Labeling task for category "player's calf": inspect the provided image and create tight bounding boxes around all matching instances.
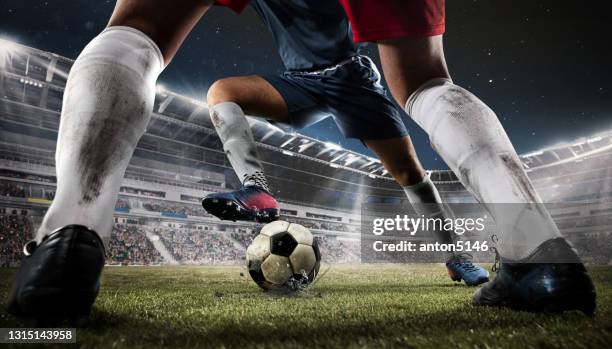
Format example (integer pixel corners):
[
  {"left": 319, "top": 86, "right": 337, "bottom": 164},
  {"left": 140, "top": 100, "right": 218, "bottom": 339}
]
[
  {"left": 36, "top": 26, "right": 164, "bottom": 241},
  {"left": 204, "top": 100, "right": 280, "bottom": 222}
]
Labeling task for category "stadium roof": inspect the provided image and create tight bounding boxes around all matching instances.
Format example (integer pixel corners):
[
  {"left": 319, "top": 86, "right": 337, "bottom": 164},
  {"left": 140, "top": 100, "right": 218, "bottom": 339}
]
[
  {"left": 0, "top": 39, "right": 389, "bottom": 179},
  {"left": 520, "top": 131, "right": 612, "bottom": 172},
  {"left": 2, "top": 38, "right": 612, "bottom": 184}
]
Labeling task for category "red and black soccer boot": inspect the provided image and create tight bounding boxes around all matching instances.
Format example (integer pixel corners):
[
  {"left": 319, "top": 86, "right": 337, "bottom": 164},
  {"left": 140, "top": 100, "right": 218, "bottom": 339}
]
[
  {"left": 202, "top": 185, "right": 280, "bottom": 223},
  {"left": 473, "top": 238, "right": 596, "bottom": 315},
  {"left": 7, "top": 225, "right": 105, "bottom": 320}
]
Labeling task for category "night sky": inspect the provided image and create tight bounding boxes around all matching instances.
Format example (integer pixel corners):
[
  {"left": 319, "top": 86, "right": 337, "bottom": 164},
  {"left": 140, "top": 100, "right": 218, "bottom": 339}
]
[{"left": 1, "top": 0, "right": 610, "bottom": 169}]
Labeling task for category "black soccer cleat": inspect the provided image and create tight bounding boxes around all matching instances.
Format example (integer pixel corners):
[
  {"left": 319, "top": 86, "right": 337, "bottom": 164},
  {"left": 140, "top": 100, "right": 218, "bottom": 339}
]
[
  {"left": 7, "top": 224, "right": 105, "bottom": 319},
  {"left": 473, "top": 238, "right": 596, "bottom": 315}
]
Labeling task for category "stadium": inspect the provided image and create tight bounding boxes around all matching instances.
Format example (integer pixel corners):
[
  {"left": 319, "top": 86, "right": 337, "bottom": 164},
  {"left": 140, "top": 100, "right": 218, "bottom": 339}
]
[{"left": 1, "top": 41, "right": 611, "bottom": 348}]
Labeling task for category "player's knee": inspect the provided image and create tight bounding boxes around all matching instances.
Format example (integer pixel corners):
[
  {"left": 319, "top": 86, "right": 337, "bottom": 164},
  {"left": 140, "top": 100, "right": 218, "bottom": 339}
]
[
  {"left": 106, "top": 0, "right": 212, "bottom": 63},
  {"left": 207, "top": 79, "right": 241, "bottom": 107},
  {"left": 392, "top": 167, "right": 423, "bottom": 187},
  {"left": 396, "top": 64, "right": 450, "bottom": 107}
]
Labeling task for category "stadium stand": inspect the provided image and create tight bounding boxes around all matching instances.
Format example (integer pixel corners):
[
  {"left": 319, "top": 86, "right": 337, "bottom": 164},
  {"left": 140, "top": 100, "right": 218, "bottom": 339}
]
[
  {"left": 155, "top": 227, "right": 241, "bottom": 265},
  {"left": 108, "top": 224, "right": 163, "bottom": 266},
  {"left": 1, "top": 40, "right": 611, "bottom": 266},
  {"left": 0, "top": 213, "right": 33, "bottom": 267}
]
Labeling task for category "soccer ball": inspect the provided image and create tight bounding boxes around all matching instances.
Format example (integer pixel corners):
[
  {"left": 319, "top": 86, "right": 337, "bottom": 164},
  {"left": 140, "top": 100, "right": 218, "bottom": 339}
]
[{"left": 246, "top": 220, "right": 321, "bottom": 291}]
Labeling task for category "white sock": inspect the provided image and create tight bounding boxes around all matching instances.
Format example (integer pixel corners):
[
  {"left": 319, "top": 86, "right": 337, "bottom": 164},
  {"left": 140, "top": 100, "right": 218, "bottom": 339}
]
[
  {"left": 406, "top": 78, "right": 561, "bottom": 260},
  {"left": 37, "top": 26, "right": 163, "bottom": 241},
  {"left": 403, "top": 173, "right": 456, "bottom": 260},
  {"left": 210, "top": 102, "right": 269, "bottom": 192}
]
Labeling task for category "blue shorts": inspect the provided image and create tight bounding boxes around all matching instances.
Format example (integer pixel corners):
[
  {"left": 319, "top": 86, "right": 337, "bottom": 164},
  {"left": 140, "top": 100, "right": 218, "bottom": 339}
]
[{"left": 262, "top": 55, "right": 408, "bottom": 140}]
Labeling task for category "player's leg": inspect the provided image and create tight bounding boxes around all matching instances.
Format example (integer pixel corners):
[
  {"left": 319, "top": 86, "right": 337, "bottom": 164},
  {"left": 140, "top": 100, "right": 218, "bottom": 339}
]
[
  {"left": 382, "top": 38, "right": 595, "bottom": 314},
  {"left": 339, "top": 0, "right": 595, "bottom": 313},
  {"left": 365, "top": 136, "right": 489, "bottom": 286},
  {"left": 39, "top": 0, "right": 211, "bottom": 241},
  {"left": 379, "top": 36, "right": 563, "bottom": 257},
  {"left": 202, "top": 76, "right": 290, "bottom": 222},
  {"left": 9, "top": 0, "right": 213, "bottom": 318},
  {"left": 364, "top": 136, "right": 450, "bottom": 245}
]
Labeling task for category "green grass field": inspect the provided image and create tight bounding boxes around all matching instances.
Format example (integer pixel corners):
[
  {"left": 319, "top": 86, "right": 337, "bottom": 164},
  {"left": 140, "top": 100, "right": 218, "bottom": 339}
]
[{"left": 1, "top": 264, "right": 611, "bottom": 348}]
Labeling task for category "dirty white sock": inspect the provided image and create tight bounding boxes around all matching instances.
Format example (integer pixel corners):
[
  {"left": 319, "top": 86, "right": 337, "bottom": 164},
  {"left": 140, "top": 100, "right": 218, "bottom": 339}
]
[
  {"left": 210, "top": 102, "right": 269, "bottom": 191},
  {"left": 403, "top": 173, "right": 455, "bottom": 260},
  {"left": 406, "top": 78, "right": 561, "bottom": 260},
  {"left": 37, "top": 26, "right": 164, "bottom": 241}
]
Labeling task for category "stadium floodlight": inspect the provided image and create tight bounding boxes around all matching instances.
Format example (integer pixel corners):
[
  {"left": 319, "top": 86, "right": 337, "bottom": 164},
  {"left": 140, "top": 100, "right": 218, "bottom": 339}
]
[
  {"left": 572, "top": 139, "right": 587, "bottom": 147},
  {"left": 324, "top": 142, "right": 342, "bottom": 151},
  {"left": 280, "top": 135, "right": 297, "bottom": 148},
  {"left": 281, "top": 150, "right": 295, "bottom": 157},
  {"left": 330, "top": 154, "right": 344, "bottom": 163},
  {"left": 0, "top": 37, "right": 24, "bottom": 69},
  {"left": 359, "top": 160, "right": 376, "bottom": 169},
  {"left": 265, "top": 122, "right": 285, "bottom": 133},
  {"left": 155, "top": 84, "right": 167, "bottom": 95},
  {"left": 260, "top": 128, "right": 279, "bottom": 142},
  {"left": 0, "top": 37, "right": 23, "bottom": 54},
  {"left": 297, "top": 141, "right": 315, "bottom": 153},
  {"left": 523, "top": 150, "right": 544, "bottom": 157},
  {"left": 343, "top": 154, "right": 360, "bottom": 166},
  {"left": 18, "top": 77, "right": 43, "bottom": 88},
  {"left": 588, "top": 136, "right": 602, "bottom": 143}
]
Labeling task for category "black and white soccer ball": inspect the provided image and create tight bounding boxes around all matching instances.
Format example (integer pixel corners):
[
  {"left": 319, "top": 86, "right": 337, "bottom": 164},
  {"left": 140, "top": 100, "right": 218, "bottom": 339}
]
[{"left": 246, "top": 220, "right": 321, "bottom": 291}]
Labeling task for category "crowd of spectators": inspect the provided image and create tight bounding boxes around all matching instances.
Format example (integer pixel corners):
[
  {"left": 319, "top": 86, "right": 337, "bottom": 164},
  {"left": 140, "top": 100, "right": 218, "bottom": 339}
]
[
  {"left": 157, "top": 227, "right": 242, "bottom": 264},
  {"left": 119, "top": 187, "right": 165, "bottom": 198},
  {"left": 285, "top": 217, "right": 360, "bottom": 233},
  {"left": 107, "top": 224, "right": 163, "bottom": 265},
  {"left": 44, "top": 190, "right": 56, "bottom": 200},
  {"left": 0, "top": 181, "right": 55, "bottom": 200},
  {"left": 0, "top": 214, "right": 33, "bottom": 267},
  {"left": 140, "top": 199, "right": 209, "bottom": 217},
  {"left": 230, "top": 227, "right": 360, "bottom": 264},
  {"left": 231, "top": 229, "right": 255, "bottom": 248},
  {"left": 316, "top": 235, "right": 360, "bottom": 264},
  {"left": 0, "top": 182, "right": 26, "bottom": 198},
  {"left": 0, "top": 170, "right": 55, "bottom": 183},
  {"left": 3, "top": 215, "right": 612, "bottom": 266},
  {"left": 115, "top": 198, "right": 131, "bottom": 211}
]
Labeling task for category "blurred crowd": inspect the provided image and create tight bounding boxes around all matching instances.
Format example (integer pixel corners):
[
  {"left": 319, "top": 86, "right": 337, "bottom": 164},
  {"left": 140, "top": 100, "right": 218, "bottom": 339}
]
[
  {"left": 568, "top": 233, "right": 612, "bottom": 264},
  {"left": 119, "top": 187, "right": 164, "bottom": 198},
  {"left": 0, "top": 214, "right": 33, "bottom": 267},
  {"left": 115, "top": 198, "right": 131, "bottom": 210},
  {"left": 286, "top": 217, "right": 360, "bottom": 233},
  {"left": 107, "top": 224, "right": 163, "bottom": 265},
  {"left": 316, "top": 235, "right": 360, "bottom": 264},
  {"left": 0, "top": 182, "right": 26, "bottom": 198},
  {"left": 230, "top": 227, "right": 360, "bottom": 264},
  {"left": 3, "top": 214, "right": 610, "bottom": 266},
  {"left": 0, "top": 170, "right": 55, "bottom": 183},
  {"left": 157, "top": 227, "right": 242, "bottom": 264},
  {"left": 0, "top": 181, "right": 55, "bottom": 200},
  {"left": 139, "top": 199, "right": 209, "bottom": 217}
]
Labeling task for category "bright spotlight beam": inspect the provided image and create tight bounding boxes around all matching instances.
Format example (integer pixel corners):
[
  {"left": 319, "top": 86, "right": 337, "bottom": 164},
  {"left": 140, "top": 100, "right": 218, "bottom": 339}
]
[{"left": 0, "top": 37, "right": 24, "bottom": 70}]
